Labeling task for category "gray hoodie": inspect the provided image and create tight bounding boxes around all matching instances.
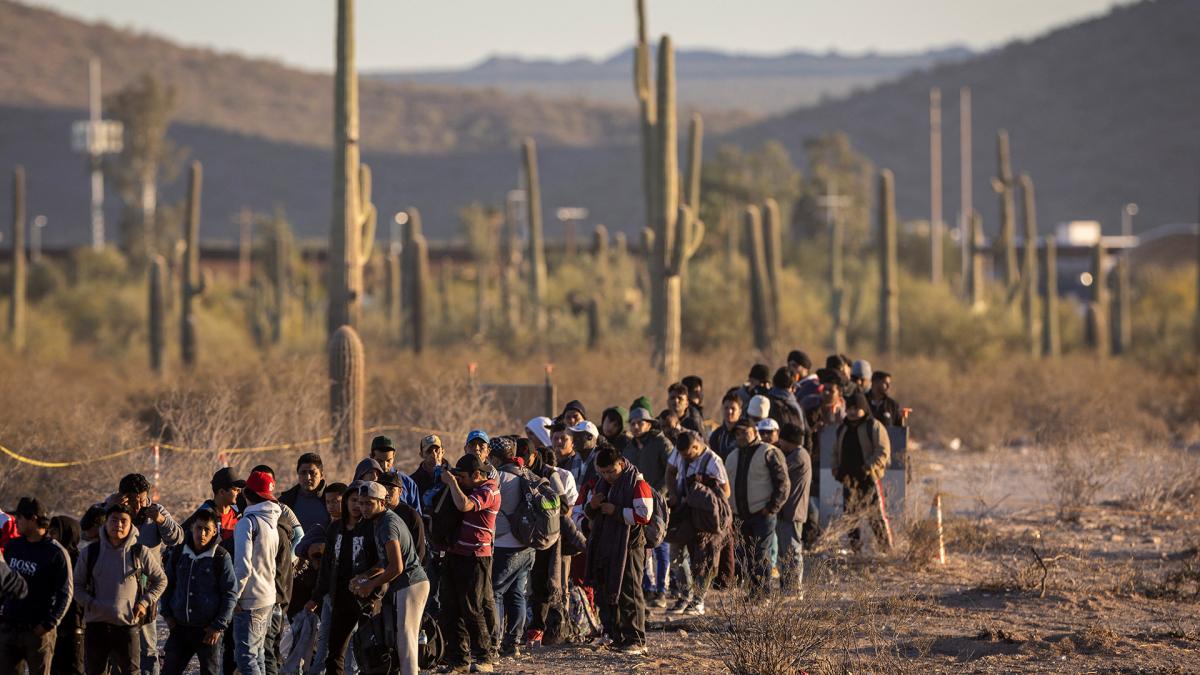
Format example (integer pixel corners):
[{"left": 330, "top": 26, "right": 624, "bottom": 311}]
[
  {"left": 73, "top": 530, "right": 167, "bottom": 626},
  {"left": 233, "top": 500, "right": 281, "bottom": 610}
]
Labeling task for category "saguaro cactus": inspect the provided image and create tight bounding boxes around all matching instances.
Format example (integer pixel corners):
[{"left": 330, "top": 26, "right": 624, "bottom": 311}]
[
  {"left": 877, "top": 169, "right": 899, "bottom": 354},
  {"left": 744, "top": 205, "right": 773, "bottom": 352},
  {"left": 992, "top": 130, "right": 1019, "bottom": 295},
  {"left": 762, "top": 198, "right": 783, "bottom": 329},
  {"left": 329, "top": 324, "right": 365, "bottom": 458},
  {"left": 968, "top": 211, "right": 986, "bottom": 309},
  {"left": 268, "top": 219, "right": 291, "bottom": 345},
  {"left": 385, "top": 250, "right": 401, "bottom": 340},
  {"left": 522, "top": 138, "right": 548, "bottom": 333},
  {"left": 411, "top": 234, "right": 429, "bottom": 353},
  {"left": 634, "top": 0, "right": 658, "bottom": 266},
  {"left": 8, "top": 167, "right": 25, "bottom": 352},
  {"left": 1042, "top": 236, "right": 1061, "bottom": 358},
  {"left": 499, "top": 197, "right": 521, "bottom": 328},
  {"left": 1086, "top": 241, "right": 1110, "bottom": 356},
  {"left": 829, "top": 203, "right": 846, "bottom": 354},
  {"left": 148, "top": 255, "right": 166, "bottom": 373},
  {"left": 1019, "top": 174, "right": 1040, "bottom": 357},
  {"left": 1113, "top": 253, "right": 1132, "bottom": 356},
  {"left": 181, "top": 161, "right": 204, "bottom": 367},
  {"left": 328, "top": 0, "right": 377, "bottom": 338}
]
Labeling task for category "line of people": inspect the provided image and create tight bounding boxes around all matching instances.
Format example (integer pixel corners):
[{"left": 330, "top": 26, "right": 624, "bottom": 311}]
[{"left": 0, "top": 348, "right": 905, "bottom": 675}]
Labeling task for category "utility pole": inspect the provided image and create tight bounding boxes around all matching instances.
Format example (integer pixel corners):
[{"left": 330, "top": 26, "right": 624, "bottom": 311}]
[
  {"left": 70, "top": 58, "right": 123, "bottom": 250},
  {"left": 819, "top": 183, "right": 851, "bottom": 354},
  {"left": 236, "top": 208, "right": 254, "bottom": 287},
  {"left": 959, "top": 86, "right": 973, "bottom": 299},
  {"left": 930, "top": 87, "right": 943, "bottom": 284}
]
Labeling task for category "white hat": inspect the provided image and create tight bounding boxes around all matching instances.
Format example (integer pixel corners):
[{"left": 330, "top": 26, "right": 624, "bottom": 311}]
[
  {"left": 756, "top": 418, "right": 780, "bottom": 433},
  {"left": 852, "top": 359, "right": 873, "bottom": 380},
  {"left": 525, "top": 416, "right": 553, "bottom": 447},
  {"left": 747, "top": 394, "right": 771, "bottom": 419},
  {"left": 569, "top": 420, "right": 599, "bottom": 439}
]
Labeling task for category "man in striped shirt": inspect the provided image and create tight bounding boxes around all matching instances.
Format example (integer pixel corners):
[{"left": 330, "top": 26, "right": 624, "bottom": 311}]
[
  {"left": 438, "top": 454, "right": 501, "bottom": 672},
  {"left": 581, "top": 446, "right": 654, "bottom": 655}
]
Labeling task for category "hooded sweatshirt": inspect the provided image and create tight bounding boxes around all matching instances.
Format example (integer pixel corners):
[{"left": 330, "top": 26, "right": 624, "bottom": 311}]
[
  {"left": 232, "top": 500, "right": 281, "bottom": 610},
  {"left": 73, "top": 529, "right": 167, "bottom": 626},
  {"left": 601, "top": 406, "right": 631, "bottom": 454}
]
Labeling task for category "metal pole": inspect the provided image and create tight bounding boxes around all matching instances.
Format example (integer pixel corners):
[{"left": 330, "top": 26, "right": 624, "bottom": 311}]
[
  {"left": 930, "top": 88, "right": 943, "bottom": 284},
  {"left": 960, "top": 87, "right": 973, "bottom": 298},
  {"left": 31, "top": 216, "right": 46, "bottom": 263},
  {"left": 89, "top": 58, "right": 106, "bottom": 250}
]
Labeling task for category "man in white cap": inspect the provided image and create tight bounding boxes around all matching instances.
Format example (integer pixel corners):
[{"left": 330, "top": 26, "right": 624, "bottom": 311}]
[{"left": 756, "top": 418, "right": 780, "bottom": 446}]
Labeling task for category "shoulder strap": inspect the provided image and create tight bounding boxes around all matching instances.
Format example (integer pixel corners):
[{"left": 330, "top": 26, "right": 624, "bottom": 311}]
[{"left": 85, "top": 542, "right": 99, "bottom": 593}]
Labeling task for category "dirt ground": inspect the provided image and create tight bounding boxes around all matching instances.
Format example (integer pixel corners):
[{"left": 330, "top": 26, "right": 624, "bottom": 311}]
[{"left": 493, "top": 443, "right": 1200, "bottom": 674}]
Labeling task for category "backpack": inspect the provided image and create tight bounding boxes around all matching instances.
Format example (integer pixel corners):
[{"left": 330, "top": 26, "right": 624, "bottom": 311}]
[
  {"left": 683, "top": 453, "right": 733, "bottom": 534},
  {"left": 274, "top": 521, "right": 295, "bottom": 609},
  {"left": 85, "top": 541, "right": 156, "bottom": 625},
  {"left": 417, "top": 612, "right": 444, "bottom": 670},
  {"left": 351, "top": 599, "right": 399, "bottom": 675},
  {"left": 565, "top": 580, "right": 602, "bottom": 643},
  {"left": 504, "top": 469, "right": 561, "bottom": 550},
  {"left": 643, "top": 485, "right": 670, "bottom": 549},
  {"left": 428, "top": 486, "right": 463, "bottom": 550}
]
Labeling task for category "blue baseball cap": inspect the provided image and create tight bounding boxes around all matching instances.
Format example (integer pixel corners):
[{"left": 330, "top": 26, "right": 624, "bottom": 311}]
[{"left": 466, "top": 429, "right": 490, "bottom": 445}]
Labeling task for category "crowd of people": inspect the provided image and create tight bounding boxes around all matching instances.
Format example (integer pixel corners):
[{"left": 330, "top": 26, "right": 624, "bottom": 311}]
[{"left": 0, "top": 350, "right": 906, "bottom": 675}]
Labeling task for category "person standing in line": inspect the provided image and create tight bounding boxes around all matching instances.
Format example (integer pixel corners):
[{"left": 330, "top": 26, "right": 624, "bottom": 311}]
[
  {"left": 724, "top": 419, "right": 790, "bottom": 600},
  {"left": 161, "top": 509, "right": 237, "bottom": 675},
  {"left": 74, "top": 503, "right": 167, "bottom": 675},
  {"left": 230, "top": 471, "right": 281, "bottom": 675},
  {"left": 0, "top": 497, "right": 73, "bottom": 675}
]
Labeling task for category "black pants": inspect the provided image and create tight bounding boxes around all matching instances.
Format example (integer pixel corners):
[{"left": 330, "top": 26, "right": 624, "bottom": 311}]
[
  {"left": 324, "top": 598, "right": 362, "bottom": 675},
  {"left": 0, "top": 624, "right": 56, "bottom": 675},
  {"left": 528, "top": 542, "right": 562, "bottom": 634},
  {"left": 84, "top": 623, "right": 139, "bottom": 675},
  {"left": 51, "top": 621, "right": 84, "bottom": 675},
  {"left": 714, "top": 533, "right": 736, "bottom": 589},
  {"left": 162, "top": 624, "right": 221, "bottom": 675},
  {"left": 439, "top": 554, "right": 497, "bottom": 666},
  {"left": 844, "top": 477, "right": 893, "bottom": 552},
  {"left": 596, "top": 545, "right": 646, "bottom": 648}
]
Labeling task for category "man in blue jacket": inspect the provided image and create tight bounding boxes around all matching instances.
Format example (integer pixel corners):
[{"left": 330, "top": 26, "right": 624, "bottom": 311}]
[
  {"left": 0, "top": 497, "right": 73, "bottom": 675},
  {"left": 161, "top": 508, "right": 237, "bottom": 675}
]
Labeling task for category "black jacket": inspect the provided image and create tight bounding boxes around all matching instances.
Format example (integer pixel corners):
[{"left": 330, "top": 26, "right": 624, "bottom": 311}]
[
  {"left": 0, "top": 536, "right": 72, "bottom": 631},
  {"left": 681, "top": 405, "right": 706, "bottom": 434},
  {"left": 869, "top": 395, "right": 905, "bottom": 428},
  {"left": 708, "top": 424, "right": 739, "bottom": 462}
]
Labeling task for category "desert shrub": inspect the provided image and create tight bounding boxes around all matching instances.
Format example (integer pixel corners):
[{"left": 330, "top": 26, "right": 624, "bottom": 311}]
[
  {"left": 69, "top": 246, "right": 130, "bottom": 284},
  {"left": 26, "top": 260, "right": 67, "bottom": 301},
  {"left": 1040, "top": 434, "right": 1128, "bottom": 521}
]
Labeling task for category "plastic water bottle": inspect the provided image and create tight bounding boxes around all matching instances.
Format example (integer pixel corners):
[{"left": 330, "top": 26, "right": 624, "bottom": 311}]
[{"left": 419, "top": 630, "right": 428, "bottom": 645}]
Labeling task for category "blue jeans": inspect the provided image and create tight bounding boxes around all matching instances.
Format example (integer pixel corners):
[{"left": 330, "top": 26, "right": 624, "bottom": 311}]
[
  {"left": 738, "top": 513, "right": 777, "bottom": 597},
  {"left": 642, "top": 542, "right": 669, "bottom": 594},
  {"left": 775, "top": 519, "right": 804, "bottom": 591},
  {"left": 233, "top": 606, "right": 272, "bottom": 675},
  {"left": 491, "top": 547, "right": 534, "bottom": 648},
  {"left": 140, "top": 620, "right": 160, "bottom": 675}
]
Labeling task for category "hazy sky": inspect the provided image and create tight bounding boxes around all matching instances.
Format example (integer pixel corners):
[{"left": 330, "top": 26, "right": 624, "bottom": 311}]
[{"left": 27, "top": 0, "right": 1122, "bottom": 72}]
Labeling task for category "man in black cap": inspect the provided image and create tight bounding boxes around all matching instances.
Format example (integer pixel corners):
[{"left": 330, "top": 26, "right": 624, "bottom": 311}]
[
  {"left": 0, "top": 497, "right": 73, "bottom": 675},
  {"left": 368, "top": 436, "right": 423, "bottom": 514},
  {"left": 200, "top": 468, "right": 245, "bottom": 553},
  {"left": 378, "top": 472, "right": 426, "bottom": 565},
  {"left": 736, "top": 364, "right": 771, "bottom": 407},
  {"left": 832, "top": 392, "right": 893, "bottom": 553}
]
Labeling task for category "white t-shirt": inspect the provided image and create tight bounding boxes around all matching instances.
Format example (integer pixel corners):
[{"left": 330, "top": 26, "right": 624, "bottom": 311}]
[{"left": 669, "top": 447, "right": 728, "bottom": 494}]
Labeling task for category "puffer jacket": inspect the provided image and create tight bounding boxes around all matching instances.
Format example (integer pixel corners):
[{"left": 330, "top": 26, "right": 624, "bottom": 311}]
[
  {"left": 161, "top": 539, "right": 238, "bottom": 631},
  {"left": 831, "top": 416, "right": 891, "bottom": 481},
  {"left": 73, "top": 530, "right": 167, "bottom": 626}
]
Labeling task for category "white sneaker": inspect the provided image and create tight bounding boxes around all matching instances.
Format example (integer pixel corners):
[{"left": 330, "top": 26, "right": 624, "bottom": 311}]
[
  {"left": 682, "top": 600, "right": 706, "bottom": 616},
  {"left": 667, "top": 597, "right": 691, "bottom": 614}
]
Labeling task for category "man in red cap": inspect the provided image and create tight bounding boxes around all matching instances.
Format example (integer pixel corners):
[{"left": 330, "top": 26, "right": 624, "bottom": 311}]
[{"left": 231, "top": 471, "right": 281, "bottom": 675}]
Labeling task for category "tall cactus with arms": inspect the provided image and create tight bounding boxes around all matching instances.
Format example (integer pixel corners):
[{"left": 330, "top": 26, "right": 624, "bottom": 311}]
[
  {"left": 181, "top": 161, "right": 204, "bottom": 367},
  {"left": 328, "top": 0, "right": 377, "bottom": 338}
]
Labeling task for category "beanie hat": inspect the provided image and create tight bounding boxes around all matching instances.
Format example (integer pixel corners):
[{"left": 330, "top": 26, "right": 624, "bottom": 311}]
[
  {"left": 787, "top": 350, "right": 812, "bottom": 370},
  {"left": 747, "top": 394, "right": 771, "bottom": 419},
  {"left": 846, "top": 391, "right": 870, "bottom": 413},
  {"left": 748, "top": 364, "right": 771, "bottom": 383},
  {"left": 562, "top": 400, "right": 587, "bottom": 419},
  {"left": 602, "top": 406, "right": 629, "bottom": 431},
  {"left": 851, "top": 360, "right": 873, "bottom": 381}
]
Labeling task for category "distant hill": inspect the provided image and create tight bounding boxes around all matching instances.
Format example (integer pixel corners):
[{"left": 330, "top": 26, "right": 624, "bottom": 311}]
[
  {"left": 726, "top": 0, "right": 1200, "bottom": 234},
  {"left": 369, "top": 46, "right": 972, "bottom": 116},
  {"left": 0, "top": 0, "right": 754, "bottom": 154}
]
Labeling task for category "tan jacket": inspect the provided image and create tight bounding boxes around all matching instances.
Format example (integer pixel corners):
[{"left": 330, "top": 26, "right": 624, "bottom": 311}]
[{"left": 831, "top": 417, "right": 891, "bottom": 482}]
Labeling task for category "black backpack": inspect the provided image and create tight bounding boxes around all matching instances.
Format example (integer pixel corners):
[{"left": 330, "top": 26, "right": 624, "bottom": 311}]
[
  {"left": 503, "top": 468, "right": 561, "bottom": 550},
  {"left": 352, "top": 599, "right": 399, "bottom": 675},
  {"left": 428, "top": 487, "right": 464, "bottom": 550}
]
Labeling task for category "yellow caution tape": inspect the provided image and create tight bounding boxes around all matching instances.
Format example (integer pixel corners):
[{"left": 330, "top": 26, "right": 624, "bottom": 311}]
[
  {"left": 1, "top": 422, "right": 456, "bottom": 468},
  {"left": 0, "top": 443, "right": 143, "bottom": 468}
]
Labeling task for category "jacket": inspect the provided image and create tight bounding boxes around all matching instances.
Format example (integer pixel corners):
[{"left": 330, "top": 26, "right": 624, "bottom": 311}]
[
  {"left": 708, "top": 424, "right": 739, "bottom": 461},
  {"left": 623, "top": 430, "right": 672, "bottom": 494},
  {"left": 161, "top": 540, "right": 237, "bottom": 631},
  {"left": 601, "top": 406, "right": 632, "bottom": 455},
  {"left": 779, "top": 446, "right": 812, "bottom": 524},
  {"left": 279, "top": 482, "right": 330, "bottom": 533},
  {"left": 232, "top": 500, "right": 281, "bottom": 610},
  {"left": 832, "top": 416, "right": 891, "bottom": 482},
  {"left": 0, "top": 535, "right": 72, "bottom": 630},
  {"left": 73, "top": 531, "right": 167, "bottom": 626},
  {"left": 869, "top": 394, "right": 905, "bottom": 428},
  {"left": 725, "top": 441, "right": 790, "bottom": 519},
  {"left": 680, "top": 404, "right": 706, "bottom": 434}
]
